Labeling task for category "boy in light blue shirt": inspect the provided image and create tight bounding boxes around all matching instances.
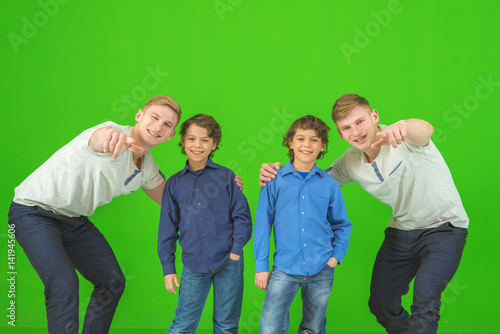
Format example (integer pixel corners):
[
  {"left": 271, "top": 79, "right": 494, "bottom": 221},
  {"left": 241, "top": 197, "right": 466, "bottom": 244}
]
[{"left": 254, "top": 115, "right": 352, "bottom": 333}]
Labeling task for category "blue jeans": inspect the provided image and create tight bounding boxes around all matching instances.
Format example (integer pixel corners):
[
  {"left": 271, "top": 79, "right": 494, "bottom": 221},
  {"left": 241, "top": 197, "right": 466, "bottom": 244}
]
[
  {"left": 8, "top": 202, "right": 125, "bottom": 334},
  {"left": 167, "top": 256, "right": 244, "bottom": 334},
  {"left": 368, "top": 222, "right": 468, "bottom": 334},
  {"left": 260, "top": 264, "right": 335, "bottom": 334}
]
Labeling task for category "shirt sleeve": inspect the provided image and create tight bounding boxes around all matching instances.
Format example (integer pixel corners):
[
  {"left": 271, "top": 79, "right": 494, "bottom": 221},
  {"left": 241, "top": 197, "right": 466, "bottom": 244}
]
[
  {"left": 141, "top": 158, "right": 166, "bottom": 189},
  {"left": 327, "top": 179, "right": 353, "bottom": 264},
  {"left": 253, "top": 180, "right": 277, "bottom": 272},
  {"left": 157, "top": 177, "right": 181, "bottom": 276},
  {"left": 326, "top": 153, "right": 354, "bottom": 187},
  {"left": 227, "top": 170, "right": 253, "bottom": 256}
]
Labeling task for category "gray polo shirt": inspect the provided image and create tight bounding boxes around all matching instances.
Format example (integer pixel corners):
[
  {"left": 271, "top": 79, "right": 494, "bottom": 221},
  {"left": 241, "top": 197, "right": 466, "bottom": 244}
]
[
  {"left": 14, "top": 122, "right": 164, "bottom": 217},
  {"left": 327, "top": 124, "right": 468, "bottom": 230}
]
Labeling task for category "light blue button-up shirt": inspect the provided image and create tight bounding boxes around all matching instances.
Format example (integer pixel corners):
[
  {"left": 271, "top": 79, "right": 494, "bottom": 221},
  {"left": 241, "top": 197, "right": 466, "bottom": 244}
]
[{"left": 254, "top": 160, "right": 352, "bottom": 276}]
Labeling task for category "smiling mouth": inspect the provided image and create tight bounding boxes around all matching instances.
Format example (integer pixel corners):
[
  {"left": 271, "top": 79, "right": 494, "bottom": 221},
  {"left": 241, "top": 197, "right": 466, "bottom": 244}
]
[
  {"left": 190, "top": 150, "right": 204, "bottom": 155},
  {"left": 147, "top": 129, "right": 161, "bottom": 138},
  {"left": 299, "top": 150, "right": 313, "bottom": 155},
  {"left": 354, "top": 134, "right": 367, "bottom": 143}
]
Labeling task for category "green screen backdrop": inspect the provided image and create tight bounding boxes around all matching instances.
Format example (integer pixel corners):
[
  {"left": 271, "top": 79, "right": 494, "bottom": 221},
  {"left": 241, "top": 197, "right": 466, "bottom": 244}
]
[{"left": 1, "top": 1, "right": 499, "bottom": 333}]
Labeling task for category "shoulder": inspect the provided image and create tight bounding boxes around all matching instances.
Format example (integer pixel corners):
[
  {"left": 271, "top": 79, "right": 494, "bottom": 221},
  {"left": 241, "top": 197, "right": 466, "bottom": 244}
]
[
  {"left": 213, "top": 163, "right": 235, "bottom": 176},
  {"left": 165, "top": 169, "right": 185, "bottom": 187}
]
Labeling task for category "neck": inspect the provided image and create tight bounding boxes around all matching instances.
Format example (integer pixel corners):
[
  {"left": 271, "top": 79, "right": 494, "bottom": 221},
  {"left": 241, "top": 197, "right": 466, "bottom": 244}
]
[
  {"left": 292, "top": 160, "right": 315, "bottom": 173},
  {"left": 189, "top": 159, "right": 208, "bottom": 171},
  {"left": 363, "top": 146, "right": 381, "bottom": 164}
]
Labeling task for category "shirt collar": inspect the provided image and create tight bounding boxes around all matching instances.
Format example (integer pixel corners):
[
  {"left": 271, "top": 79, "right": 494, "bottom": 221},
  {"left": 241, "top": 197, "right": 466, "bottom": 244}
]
[
  {"left": 282, "top": 159, "right": 325, "bottom": 179},
  {"left": 180, "top": 157, "right": 218, "bottom": 175}
]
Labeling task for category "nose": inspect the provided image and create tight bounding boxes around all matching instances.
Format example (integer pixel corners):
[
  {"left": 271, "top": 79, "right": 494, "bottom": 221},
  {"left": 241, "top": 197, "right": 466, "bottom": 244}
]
[{"left": 352, "top": 126, "right": 361, "bottom": 137}]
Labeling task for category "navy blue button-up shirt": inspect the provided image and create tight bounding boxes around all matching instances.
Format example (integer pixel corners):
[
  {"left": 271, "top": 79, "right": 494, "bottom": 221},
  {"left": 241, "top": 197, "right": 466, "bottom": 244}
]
[
  {"left": 158, "top": 158, "right": 252, "bottom": 275},
  {"left": 254, "top": 160, "right": 352, "bottom": 276}
]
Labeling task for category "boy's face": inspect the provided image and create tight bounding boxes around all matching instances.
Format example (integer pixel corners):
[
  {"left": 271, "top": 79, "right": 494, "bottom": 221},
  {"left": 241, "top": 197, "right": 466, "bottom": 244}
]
[
  {"left": 182, "top": 124, "right": 216, "bottom": 170},
  {"left": 336, "top": 105, "right": 380, "bottom": 152},
  {"left": 134, "top": 105, "right": 178, "bottom": 148},
  {"left": 289, "top": 128, "right": 325, "bottom": 167}
]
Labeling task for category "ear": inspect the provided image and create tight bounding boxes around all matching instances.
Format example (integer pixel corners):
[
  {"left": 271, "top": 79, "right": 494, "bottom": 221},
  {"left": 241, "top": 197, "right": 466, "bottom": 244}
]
[
  {"left": 211, "top": 141, "right": 217, "bottom": 151},
  {"left": 166, "top": 129, "right": 176, "bottom": 141},
  {"left": 135, "top": 109, "right": 144, "bottom": 122},
  {"left": 288, "top": 139, "right": 294, "bottom": 150},
  {"left": 371, "top": 109, "right": 380, "bottom": 124}
]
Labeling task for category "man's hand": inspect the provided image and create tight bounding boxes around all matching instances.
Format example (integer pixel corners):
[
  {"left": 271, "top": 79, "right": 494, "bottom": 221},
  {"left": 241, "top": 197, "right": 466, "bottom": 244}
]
[
  {"left": 258, "top": 162, "right": 282, "bottom": 187},
  {"left": 255, "top": 272, "right": 271, "bottom": 290},
  {"left": 327, "top": 257, "right": 339, "bottom": 268},
  {"left": 229, "top": 253, "right": 241, "bottom": 261},
  {"left": 164, "top": 274, "right": 180, "bottom": 294},
  {"left": 235, "top": 176, "right": 244, "bottom": 191},
  {"left": 371, "top": 122, "right": 407, "bottom": 149},
  {"left": 89, "top": 126, "right": 144, "bottom": 159}
]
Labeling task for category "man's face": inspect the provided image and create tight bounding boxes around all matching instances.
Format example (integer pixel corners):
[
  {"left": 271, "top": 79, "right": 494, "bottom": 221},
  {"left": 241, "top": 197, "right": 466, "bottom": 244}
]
[
  {"left": 336, "top": 105, "right": 380, "bottom": 151},
  {"left": 134, "top": 104, "right": 178, "bottom": 148}
]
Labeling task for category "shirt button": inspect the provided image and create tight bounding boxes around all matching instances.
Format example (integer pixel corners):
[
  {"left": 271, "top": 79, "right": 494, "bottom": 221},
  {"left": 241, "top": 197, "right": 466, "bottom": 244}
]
[
  {"left": 196, "top": 188, "right": 200, "bottom": 192},
  {"left": 302, "top": 196, "right": 305, "bottom": 199},
  {"left": 302, "top": 228, "right": 305, "bottom": 232},
  {"left": 198, "top": 202, "right": 201, "bottom": 206},
  {"left": 303, "top": 181, "right": 306, "bottom": 184},
  {"left": 304, "top": 244, "right": 307, "bottom": 247},
  {"left": 301, "top": 211, "right": 305, "bottom": 215},
  {"left": 202, "top": 233, "right": 205, "bottom": 237},
  {"left": 199, "top": 218, "right": 203, "bottom": 221}
]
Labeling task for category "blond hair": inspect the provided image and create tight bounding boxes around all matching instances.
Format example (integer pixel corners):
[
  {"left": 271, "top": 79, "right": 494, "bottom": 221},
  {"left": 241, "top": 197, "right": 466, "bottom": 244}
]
[
  {"left": 331, "top": 94, "right": 371, "bottom": 124},
  {"left": 144, "top": 95, "right": 181, "bottom": 122}
]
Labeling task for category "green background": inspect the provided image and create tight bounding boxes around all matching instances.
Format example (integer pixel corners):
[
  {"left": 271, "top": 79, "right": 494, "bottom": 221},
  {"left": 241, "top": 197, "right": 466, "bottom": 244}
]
[{"left": 1, "top": 0, "right": 498, "bottom": 333}]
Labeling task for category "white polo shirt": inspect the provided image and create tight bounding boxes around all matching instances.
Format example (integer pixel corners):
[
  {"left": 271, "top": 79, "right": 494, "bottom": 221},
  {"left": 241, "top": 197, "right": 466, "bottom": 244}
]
[
  {"left": 13, "top": 122, "right": 165, "bottom": 217},
  {"left": 327, "top": 124, "right": 468, "bottom": 230}
]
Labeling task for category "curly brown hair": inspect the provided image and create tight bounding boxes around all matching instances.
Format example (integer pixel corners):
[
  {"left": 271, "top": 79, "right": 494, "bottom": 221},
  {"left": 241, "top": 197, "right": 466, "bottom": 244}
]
[
  {"left": 179, "top": 114, "right": 222, "bottom": 157},
  {"left": 282, "top": 115, "right": 330, "bottom": 160}
]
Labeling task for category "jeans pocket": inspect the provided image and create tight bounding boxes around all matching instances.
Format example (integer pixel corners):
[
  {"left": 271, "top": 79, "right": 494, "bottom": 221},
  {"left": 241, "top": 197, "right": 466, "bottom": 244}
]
[
  {"left": 228, "top": 256, "right": 241, "bottom": 263},
  {"left": 325, "top": 263, "right": 336, "bottom": 270}
]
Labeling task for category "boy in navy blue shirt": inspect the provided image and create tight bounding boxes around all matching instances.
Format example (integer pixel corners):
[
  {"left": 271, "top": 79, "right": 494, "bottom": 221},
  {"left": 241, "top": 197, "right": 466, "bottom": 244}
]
[
  {"left": 254, "top": 115, "right": 352, "bottom": 333},
  {"left": 158, "top": 114, "right": 252, "bottom": 334}
]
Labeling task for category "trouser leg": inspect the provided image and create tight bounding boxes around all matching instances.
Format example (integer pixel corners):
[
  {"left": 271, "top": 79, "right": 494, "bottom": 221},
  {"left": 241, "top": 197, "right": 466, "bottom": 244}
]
[
  {"left": 63, "top": 217, "right": 125, "bottom": 334},
  {"left": 299, "top": 264, "right": 335, "bottom": 334},
  {"left": 260, "top": 267, "right": 300, "bottom": 334},
  {"left": 368, "top": 227, "right": 420, "bottom": 334},
  {"left": 8, "top": 203, "right": 80, "bottom": 334},
  {"left": 167, "top": 266, "right": 212, "bottom": 334},
  {"left": 409, "top": 223, "right": 467, "bottom": 334},
  {"left": 212, "top": 256, "right": 244, "bottom": 334}
]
